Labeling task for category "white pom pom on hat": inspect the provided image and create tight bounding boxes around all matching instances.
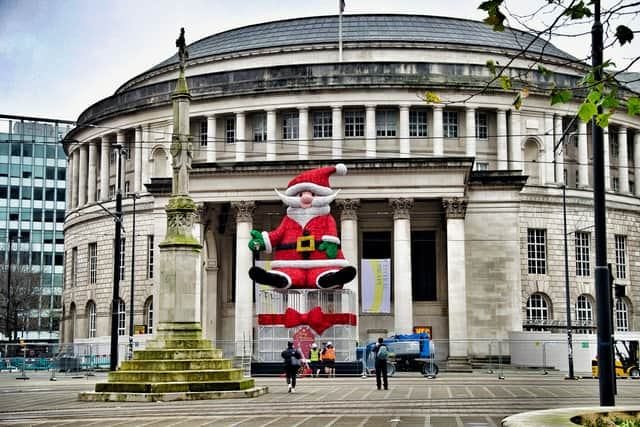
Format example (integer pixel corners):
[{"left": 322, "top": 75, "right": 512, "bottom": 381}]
[{"left": 335, "top": 163, "right": 347, "bottom": 176}]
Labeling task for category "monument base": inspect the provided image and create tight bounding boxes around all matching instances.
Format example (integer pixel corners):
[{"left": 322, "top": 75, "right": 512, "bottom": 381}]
[{"left": 79, "top": 323, "right": 267, "bottom": 402}]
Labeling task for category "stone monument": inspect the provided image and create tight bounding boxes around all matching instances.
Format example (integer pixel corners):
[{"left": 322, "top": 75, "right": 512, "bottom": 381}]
[{"left": 79, "top": 29, "right": 267, "bottom": 401}]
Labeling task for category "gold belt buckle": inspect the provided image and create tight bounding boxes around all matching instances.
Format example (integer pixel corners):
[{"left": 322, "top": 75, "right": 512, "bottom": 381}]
[{"left": 296, "top": 235, "right": 315, "bottom": 253}]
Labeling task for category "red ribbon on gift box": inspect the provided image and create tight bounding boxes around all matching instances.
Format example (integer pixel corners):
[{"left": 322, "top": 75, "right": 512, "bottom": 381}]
[{"left": 258, "top": 306, "right": 356, "bottom": 335}]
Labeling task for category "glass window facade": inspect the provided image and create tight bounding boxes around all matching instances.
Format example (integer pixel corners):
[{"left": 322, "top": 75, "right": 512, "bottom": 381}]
[{"left": 0, "top": 116, "right": 72, "bottom": 340}]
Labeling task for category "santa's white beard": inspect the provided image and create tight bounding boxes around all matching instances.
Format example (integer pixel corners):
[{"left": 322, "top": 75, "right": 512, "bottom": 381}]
[
  {"left": 274, "top": 189, "right": 337, "bottom": 227},
  {"left": 275, "top": 189, "right": 339, "bottom": 208}
]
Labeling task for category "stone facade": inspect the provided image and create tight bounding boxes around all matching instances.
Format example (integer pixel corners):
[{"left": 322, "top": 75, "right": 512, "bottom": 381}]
[{"left": 61, "top": 15, "right": 640, "bottom": 359}]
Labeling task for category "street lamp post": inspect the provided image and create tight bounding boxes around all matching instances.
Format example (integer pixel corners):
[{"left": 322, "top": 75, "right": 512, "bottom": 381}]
[
  {"left": 562, "top": 185, "right": 575, "bottom": 379},
  {"left": 128, "top": 192, "right": 140, "bottom": 360},
  {"left": 5, "top": 235, "right": 18, "bottom": 342},
  {"left": 110, "top": 143, "right": 124, "bottom": 371}
]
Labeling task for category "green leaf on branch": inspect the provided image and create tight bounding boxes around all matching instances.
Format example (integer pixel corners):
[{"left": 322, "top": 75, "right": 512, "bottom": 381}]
[
  {"left": 564, "top": 1, "right": 592, "bottom": 19},
  {"left": 578, "top": 102, "right": 597, "bottom": 123},
  {"left": 628, "top": 97, "right": 640, "bottom": 116},
  {"left": 550, "top": 86, "right": 572, "bottom": 105},
  {"left": 479, "top": 0, "right": 506, "bottom": 31},
  {"left": 587, "top": 90, "right": 602, "bottom": 105},
  {"left": 601, "top": 90, "right": 618, "bottom": 109},
  {"left": 578, "top": 72, "right": 594, "bottom": 87},
  {"left": 596, "top": 112, "right": 612, "bottom": 128},
  {"left": 424, "top": 91, "right": 441, "bottom": 104},
  {"left": 615, "top": 25, "right": 634, "bottom": 46},
  {"left": 500, "top": 76, "right": 512, "bottom": 90},
  {"left": 513, "top": 92, "right": 522, "bottom": 110},
  {"left": 537, "top": 65, "right": 554, "bottom": 77},
  {"left": 487, "top": 60, "right": 497, "bottom": 76}
]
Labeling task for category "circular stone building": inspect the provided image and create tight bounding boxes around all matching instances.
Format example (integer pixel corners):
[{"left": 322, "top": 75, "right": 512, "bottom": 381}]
[{"left": 62, "top": 14, "right": 640, "bottom": 365}]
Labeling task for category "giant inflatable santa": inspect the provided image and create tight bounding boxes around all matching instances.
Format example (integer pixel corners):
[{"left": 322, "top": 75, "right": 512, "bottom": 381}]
[{"left": 248, "top": 164, "right": 356, "bottom": 289}]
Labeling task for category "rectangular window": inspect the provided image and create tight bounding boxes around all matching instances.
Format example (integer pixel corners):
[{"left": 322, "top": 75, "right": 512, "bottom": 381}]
[
  {"left": 443, "top": 111, "right": 459, "bottom": 138},
  {"left": 89, "top": 242, "right": 97, "bottom": 284},
  {"left": 147, "top": 235, "right": 154, "bottom": 279},
  {"left": 575, "top": 232, "right": 590, "bottom": 277},
  {"left": 376, "top": 110, "right": 397, "bottom": 137},
  {"left": 119, "top": 238, "right": 126, "bottom": 280},
  {"left": 344, "top": 111, "right": 365, "bottom": 137},
  {"left": 411, "top": 230, "right": 437, "bottom": 301},
  {"left": 475, "top": 111, "right": 488, "bottom": 139},
  {"left": 110, "top": 148, "right": 118, "bottom": 164},
  {"left": 312, "top": 111, "right": 332, "bottom": 138},
  {"left": 124, "top": 181, "right": 130, "bottom": 194},
  {"left": 612, "top": 177, "right": 619, "bottom": 192},
  {"left": 88, "top": 304, "right": 96, "bottom": 338},
  {"left": 409, "top": 110, "right": 428, "bottom": 137},
  {"left": 72, "top": 247, "right": 78, "bottom": 287},
  {"left": 615, "top": 234, "right": 627, "bottom": 279},
  {"left": 225, "top": 118, "right": 235, "bottom": 144},
  {"left": 611, "top": 134, "right": 619, "bottom": 158},
  {"left": 109, "top": 185, "right": 116, "bottom": 199},
  {"left": 118, "top": 300, "right": 126, "bottom": 336},
  {"left": 282, "top": 112, "right": 299, "bottom": 140},
  {"left": 476, "top": 162, "right": 489, "bottom": 171},
  {"left": 199, "top": 120, "right": 207, "bottom": 147},
  {"left": 527, "top": 228, "right": 547, "bottom": 275},
  {"left": 252, "top": 113, "right": 266, "bottom": 142}
]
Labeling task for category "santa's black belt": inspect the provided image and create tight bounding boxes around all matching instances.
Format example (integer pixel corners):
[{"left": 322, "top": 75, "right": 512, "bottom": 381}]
[{"left": 276, "top": 243, "right": 298, "bottom": 250}]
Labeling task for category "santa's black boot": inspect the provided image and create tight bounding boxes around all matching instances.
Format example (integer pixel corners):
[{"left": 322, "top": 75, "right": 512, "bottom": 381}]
[
  {"left": 249, "top": 266, "right": 289, "bottom": 288},
  {"left": 317, "top": 266, "right": 357, "bottom": 289}
]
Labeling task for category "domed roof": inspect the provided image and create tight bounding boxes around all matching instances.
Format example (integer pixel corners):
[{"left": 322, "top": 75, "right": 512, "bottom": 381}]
[{"left": 149, "top": 14, "right": 575, "bottom": 72}]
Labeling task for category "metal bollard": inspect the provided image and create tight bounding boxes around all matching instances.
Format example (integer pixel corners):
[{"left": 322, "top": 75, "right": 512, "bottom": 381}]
[{"left": 497, "top": 340, "right": 505, "bottom": 380}]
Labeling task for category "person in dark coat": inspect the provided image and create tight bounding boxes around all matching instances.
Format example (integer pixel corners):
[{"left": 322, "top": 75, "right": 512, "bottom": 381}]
[
  {"left": 281, "top": 341, "right": 303, "bottom": 392},
  {"left": 373, "top": 337, "right": 389, "bottom": 390}
]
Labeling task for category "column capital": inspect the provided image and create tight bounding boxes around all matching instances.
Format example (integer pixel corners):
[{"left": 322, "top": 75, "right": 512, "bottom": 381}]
[
  {"left": 331, "top": 105, "right": 342, "bottom": 112},
  {"left": 442, "top": 197, "right": 468, "bottom": 219},
  {"left": 205, "top": 113, "right": 216, "bottom": 119},
  {"left": 399, "top": 104, "right": 410, "bottom": 110},
  {"left": 389, "top": 198, "right": 413, "bottom": 219},
  {"left": 297, "top": 105, "right": 309, "bottom": 112},
  {"left": 336, "top": 198, "right": 360, "bottom": 221},
  {"left": 365, "top": 104, "right": 377, "bottom": 110},
  {"left": 232, "top": 201, "right": 255, "bottom": 222},
  {"left": 234, "top": 111, "right": 245, "bottom": 117},
  {"left": 465, "top": 105, "right": 476, "bottom": 112},
  {"left": 432, "top": 104, "right": 443, "bottom": 111}
]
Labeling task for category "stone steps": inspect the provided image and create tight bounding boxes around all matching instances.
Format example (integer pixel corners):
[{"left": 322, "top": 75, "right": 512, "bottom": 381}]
[
  {"left": 133, "top": 348, "right": 223, "bottom": 360},
  {"left": 121, "top": 359, "right": 232, "bottom": 371},
  {"left": 108, "top": 368, "right": 245, "bottom": 383},
  {"left": 95, "top": 378, "right": 256, "bottom": 394}
]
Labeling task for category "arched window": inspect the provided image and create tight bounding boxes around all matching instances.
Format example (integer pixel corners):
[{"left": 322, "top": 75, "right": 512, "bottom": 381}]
[
  {"left": 525, "top": 293, "right": 551, "bottom": 331},
  {"left": 523, "top": 139, "right": 541, "bottom": 185},
  {"left": 87, "top": 301, "right": 97, "bottom": 338},
  {"left": 575, "top": 294, "right": 594, "bottom": 334},
  {"left": 615, "top": 297, "right": 630, "bottom": 332},
  {"left": 69, "top": 302, "right": 77, "bottom": 342},
  {"left": 144, "top": 297, "right": 153, "bottom": 335},
  {"left": 152, "top": 147, "right": 168, "bottom": 178},
  {"left": 117, "top": 299, "right": 126, "bottom": 336}
]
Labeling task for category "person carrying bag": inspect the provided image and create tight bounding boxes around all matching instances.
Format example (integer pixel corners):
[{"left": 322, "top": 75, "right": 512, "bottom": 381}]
[{"left": 281, "top": 341, "right": 303, "bottom": 393}]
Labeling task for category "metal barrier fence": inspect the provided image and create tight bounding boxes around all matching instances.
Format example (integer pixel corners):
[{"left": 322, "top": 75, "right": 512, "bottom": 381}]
[{"left": 1, "top": 336, "right": 600, "bottom": 377}]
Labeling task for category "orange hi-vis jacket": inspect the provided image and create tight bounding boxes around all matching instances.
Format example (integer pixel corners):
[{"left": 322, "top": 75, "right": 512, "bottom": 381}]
[{"left": 322, "top": 347, "right": 336, "bottom": 360}]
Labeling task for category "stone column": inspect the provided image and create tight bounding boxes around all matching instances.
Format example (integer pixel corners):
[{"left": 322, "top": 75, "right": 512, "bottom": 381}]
[
  {"left": 235, "top": 112, "right": 246, "bottom": 162},
  {"left": 432, "top": 105, "right": 443, "bottom": 156},
  {"left": 141, "top": 125, "right": 150, "bottom": 190},
  {"left": 554, "top": 115, "right": 564, "bottom": 184},
  {"left": 337, "top": 199, "right": 360, "bottom": 338},
  {"left": 78, "top": 144, "right": 88, "bottom": 207},
  {"left": 365, "top": 104, "right": 377, "bottom": 158},
  {"left": 332, "top": 105, "right": 343, "bottom": 159},
  {"left": 578, "top": 121, "right": 589, "bottom": 187},
  {"left": 206, "top": 115, "right": 217, "bottom": 163},
  {"left": 619, "top": 127, "right": 629, "bottom": 193},
  {"left": 65, "top": 155, "right": 73, "bottom": 212},
  {"left": 232, "top": 201, "right": 255, "bottom": 356},
  {"left": 399, "top": 104, "right": 410, "bottom": 157},
  {"left": 443, "top": 197, "right": 468, "bottom": 358},
  {"left": 87, "top": 140, "right": 97, "bottom": 203},
  {"left": 298, "top": 107, "right": 309, "bottom": 160},
  {"left": 266, "top": 109, "right": 277, "bottom": 161},
  {"left": 134, "top": 126, "right": 143, "bottom": 193},
  {"left": 116, "top": 131, "right": 126, "bottom": 191},
  {"left": 635, "top": 133, "right": 640, "bottom": 197},
  {"left": 544, "top": 113, "right": 555, "bottom": 184},
  {"left": 100, "top": 136, "right": 110, "bottom": 201},
  {"left": 509, "top": 110, "right": 521, "bottom": 170},
  {"left": 389, "top": 198, "right": 414, "bottom": 335},
  {"left": 496, "top": 109, "right": 508, "bottom": 170},
  {"left": 71, "top": 149, "right": 79, "bottom": 209},
  {"left": 465, "top": 106, "right": 476, "bottom": 160}
]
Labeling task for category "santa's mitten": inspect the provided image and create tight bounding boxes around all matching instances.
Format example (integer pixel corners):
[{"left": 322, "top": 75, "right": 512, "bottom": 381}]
[
  {"left": 318, "top": 241, "right": 338, "bottom": 259},
  {"left": 248, "top": 230, "right": 265, "bottom": 251}
]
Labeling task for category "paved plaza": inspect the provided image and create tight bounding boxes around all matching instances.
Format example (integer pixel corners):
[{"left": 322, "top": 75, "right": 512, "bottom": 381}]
[{"left": 0, "top": 371, "right": 639, "bottom": 426}]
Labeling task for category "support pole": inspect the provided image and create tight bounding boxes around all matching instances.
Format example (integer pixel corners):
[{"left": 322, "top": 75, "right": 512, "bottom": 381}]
[
  {"left": 592, "top": 0, "right": 615, "bottom": 406},
  {"left": 128, "top": 193, "right": 139, "bottom": 360},
  {"left": 562, "top": 185, "right": 575, "bottom": 379},
  {"left": 110, "top": 144, "right": 124, "bottom": 372}
]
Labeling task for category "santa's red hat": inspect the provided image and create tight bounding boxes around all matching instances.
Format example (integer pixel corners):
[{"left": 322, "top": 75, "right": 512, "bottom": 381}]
[{"left": 285, "top": 164, "right": 347, "bottom": 196}]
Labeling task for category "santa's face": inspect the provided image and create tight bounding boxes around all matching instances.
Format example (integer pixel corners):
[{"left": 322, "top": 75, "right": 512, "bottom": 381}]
[{"left": 299, "top": 191, "right": 314, "bottom": 209}]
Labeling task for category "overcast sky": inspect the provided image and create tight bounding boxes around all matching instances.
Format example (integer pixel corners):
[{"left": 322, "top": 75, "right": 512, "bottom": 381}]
[{"left": 0, "top": 0, "right": 638, "bottom": 122}]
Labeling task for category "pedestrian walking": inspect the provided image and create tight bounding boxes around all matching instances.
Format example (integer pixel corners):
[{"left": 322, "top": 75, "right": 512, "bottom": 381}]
[
  {"left": 308, "top": 343, "right": 322, "bottom": 377},
  {"left": 373, "top": 337, "right": 389, "bottom": 390},
  {"left": 281, "top": 341, "right": 303, "bottom": 392},
  {"left": 322, "top": 341, "right": 336, "bottom": 378}
]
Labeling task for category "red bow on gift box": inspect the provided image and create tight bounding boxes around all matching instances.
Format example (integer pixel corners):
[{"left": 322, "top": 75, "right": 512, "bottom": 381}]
[{"left": 258, "top": 307, "right": 356, "bottom": 335}]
